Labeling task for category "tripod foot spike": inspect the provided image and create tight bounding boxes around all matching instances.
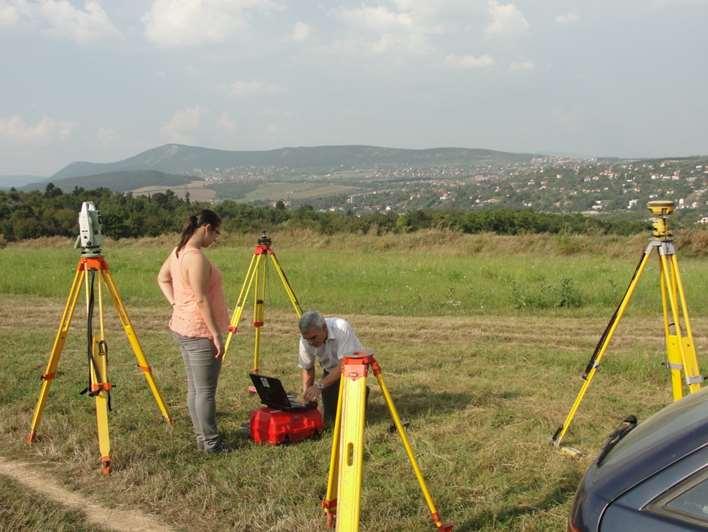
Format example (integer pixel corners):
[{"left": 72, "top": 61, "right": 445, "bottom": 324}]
[
  {"left": 431, "top": 512, "right": 454, "bottom": 531},
  {"left": 100, "top": 457, "right": 111, "bottom": 476},
  {"left": 25, "top": 431, "right": 37, "bottom": 444}
]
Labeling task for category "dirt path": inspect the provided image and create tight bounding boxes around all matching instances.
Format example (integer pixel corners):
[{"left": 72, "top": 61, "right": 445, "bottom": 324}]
[{"left": 0, "top": 456, "right": 173, "bottom": 532}]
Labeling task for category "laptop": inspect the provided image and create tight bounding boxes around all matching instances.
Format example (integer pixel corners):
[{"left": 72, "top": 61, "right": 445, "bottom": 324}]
[{"left": 249, "top": 373, "right": 312, "bottom": 411}]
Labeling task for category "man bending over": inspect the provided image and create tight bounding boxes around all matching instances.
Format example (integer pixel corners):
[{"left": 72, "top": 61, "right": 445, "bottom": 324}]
[{"left": 298, "top": 310, "right": 364, "bottom": 424}]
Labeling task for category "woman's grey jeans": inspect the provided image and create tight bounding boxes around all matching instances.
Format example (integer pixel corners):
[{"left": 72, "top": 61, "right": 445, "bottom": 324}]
[{"left": 172, "top": 332, "right": 222, "bottom": 451}]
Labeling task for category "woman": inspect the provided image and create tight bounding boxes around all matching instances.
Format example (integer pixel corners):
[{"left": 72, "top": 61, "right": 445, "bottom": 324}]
[{"left": 157, "top": 209, "right": 230, "bottom": 453}]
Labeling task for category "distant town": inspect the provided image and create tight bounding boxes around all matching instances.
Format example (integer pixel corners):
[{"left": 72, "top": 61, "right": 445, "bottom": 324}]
[{"left": 185, "top": 156, "right": 708, "bottom": 224}]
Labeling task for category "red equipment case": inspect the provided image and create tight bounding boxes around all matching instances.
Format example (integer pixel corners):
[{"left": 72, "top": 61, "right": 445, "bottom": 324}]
[{"left": 250, "top": 406, "right": 324, "bottom": 445}]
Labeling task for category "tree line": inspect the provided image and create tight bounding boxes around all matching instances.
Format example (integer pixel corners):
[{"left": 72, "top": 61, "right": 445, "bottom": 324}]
[{"left": 0, "top": 184, "right": 649, "bottom": 242}]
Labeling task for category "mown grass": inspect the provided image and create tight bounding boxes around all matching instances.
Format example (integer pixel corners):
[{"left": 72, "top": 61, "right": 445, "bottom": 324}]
[
  {"left": 0, "top": 474, "right": 104, "bottom": 531},
  {"left": 241, "top": 182, "right": 358, "bottom": 202},
  {"left": 1, "top": 230, "right": 706, "bottom": 318},
  {"left": 0, "top": 232, "right": 706, "bottom": 531}
]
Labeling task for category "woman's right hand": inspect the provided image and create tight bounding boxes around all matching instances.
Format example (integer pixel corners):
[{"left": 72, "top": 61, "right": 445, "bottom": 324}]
[{"left": 213, "top": 333, "right": 225, "bottom": 359}]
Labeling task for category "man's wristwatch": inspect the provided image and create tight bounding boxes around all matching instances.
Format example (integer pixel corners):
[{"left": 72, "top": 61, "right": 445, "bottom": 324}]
[{"left": 315, "top": 381, "right": 325, "bottom": 391}]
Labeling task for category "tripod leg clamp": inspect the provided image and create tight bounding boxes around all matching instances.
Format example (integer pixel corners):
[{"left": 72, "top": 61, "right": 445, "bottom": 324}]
[
  {"left": 90, "top": 382, "right": 113, "bottom": 393},
  {"left": 137, "top": 364, "right": 152, "bottom": 374},
  {"left": 40, "top": 372, "right": 56, "bottom": 381}
]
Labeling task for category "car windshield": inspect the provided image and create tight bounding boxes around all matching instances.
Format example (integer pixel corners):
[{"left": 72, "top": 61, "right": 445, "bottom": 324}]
[{"left": 599, "top": 388, "right": 708, "bottom": 469}]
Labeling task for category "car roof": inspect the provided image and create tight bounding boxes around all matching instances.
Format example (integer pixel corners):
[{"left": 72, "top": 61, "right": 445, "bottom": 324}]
[{"left": 586, "top": 388, "right": 708, "bottom": 500}]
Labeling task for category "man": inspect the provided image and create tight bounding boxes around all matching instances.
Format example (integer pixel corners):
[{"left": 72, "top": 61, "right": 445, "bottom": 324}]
[{"left": 298, "top": 310, "right": 364, "bottom": 424}]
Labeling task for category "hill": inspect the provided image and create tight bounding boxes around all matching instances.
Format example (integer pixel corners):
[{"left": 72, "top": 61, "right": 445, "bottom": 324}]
[
  {"left": 52, "top": 144, "right": 538, "bottom": 180},
  {"left": 22, "top": 170, "right": 193, "bottom": 193},
  {"left": 0, "top": 175, "right": 47, "bottom": 189}
]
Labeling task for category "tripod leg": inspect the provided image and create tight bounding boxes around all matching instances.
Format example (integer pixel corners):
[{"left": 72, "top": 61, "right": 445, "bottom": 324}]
[
  {"left": 100, "top": 269, "right": 172, "bottom": 424},
  {"left": 269, "top": 253, "right": 303, "bottom": 317},
  {"left": 671, "top": 255, "right": 702, "bottom": 391},
  {"left": 252, "top": 254, "right": 266, "bottom": 373},
  {"left": 224, "top": 253, "right": 258, "bottom": 359},
  {"left": 27, "top": 266, "right": 85, "bottom": 443},
  {"left": 336, "top": 361, "right": 368, "bottom": 532},
  {"left": 323, "top": 378, "right": 346, "bottom": 528},
  {"left": 661, "top": 254, "right": 703, "bottom": 394},
  {"left": 93, "top": 278, "right": 111, "bottom": 474},
  {"left": 552, "top": 249, "right": 652, "bottom": 446},
  {"left": 660, "top": 268, "right": 684, "bottom": 400},
  {"left": 373, "top": 362, "right": 451, "bottom": 531}
]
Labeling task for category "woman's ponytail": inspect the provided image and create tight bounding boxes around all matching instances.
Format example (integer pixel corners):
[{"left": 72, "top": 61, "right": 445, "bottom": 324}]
[{"left": 175, "top": 210, "right": 221, "bottom": 257}]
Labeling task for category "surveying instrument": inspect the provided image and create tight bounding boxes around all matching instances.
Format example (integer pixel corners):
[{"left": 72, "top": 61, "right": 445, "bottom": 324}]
[
  {"left": 223, "top": 231, "right": 302, "bottom": 372},
  {"left": 26, "top": 202, "right": 172, "bottom": 474},
  {"left": 322, "top": 354, "right": 453, "bottom": 531},
  {"left": 552, "top": 200, "right": 703, "bottom": 447}
]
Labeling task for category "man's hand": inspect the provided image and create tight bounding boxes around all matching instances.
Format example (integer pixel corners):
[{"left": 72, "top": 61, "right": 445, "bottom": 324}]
[{"left": 303, "top": 384, "right": 321, "bottom": 402}]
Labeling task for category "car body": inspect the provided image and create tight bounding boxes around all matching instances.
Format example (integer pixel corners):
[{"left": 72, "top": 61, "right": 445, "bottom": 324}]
[{"left": 569, "top": 387, "right": 708, "bottom": 531}]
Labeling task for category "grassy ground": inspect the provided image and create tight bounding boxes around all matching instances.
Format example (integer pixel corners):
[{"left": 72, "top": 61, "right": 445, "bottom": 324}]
[
  {"left": 1, "top": 230, "right": 706, "bottom": 317},
  {"left": 0, "top": 232, "right": 706, "bottom": 531},
  {"left": 0, "top": 472, "right": 104, "bottom": 531}
]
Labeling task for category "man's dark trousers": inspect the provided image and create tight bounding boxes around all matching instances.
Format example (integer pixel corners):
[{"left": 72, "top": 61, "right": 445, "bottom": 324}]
[{"left": 321, "top": 371, "right": 368, "bottom": 426}]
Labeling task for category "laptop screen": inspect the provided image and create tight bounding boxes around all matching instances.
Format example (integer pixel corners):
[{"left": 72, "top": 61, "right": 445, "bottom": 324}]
[{"left": 249, "top": 373, "right": 292, "bottom": 409}]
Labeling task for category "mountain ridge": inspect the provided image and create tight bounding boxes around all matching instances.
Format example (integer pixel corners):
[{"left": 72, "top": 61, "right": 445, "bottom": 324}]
[{"left": 52, "top": 143, "right": 540, "bottom": 180}]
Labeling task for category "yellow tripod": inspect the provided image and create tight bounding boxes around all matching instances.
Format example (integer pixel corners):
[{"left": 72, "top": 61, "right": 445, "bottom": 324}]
[
  {"left": 322, "top": 354, "right": 453, "bottom": 531},
  {"left": 26, "top": 254, "right": 172, "bottom": 475},
  {"left": 552, "top": 201, "right": 703, "bottom": 447},
  {"left": 223, "top": 232, "right": 302, "bottom": 371}
]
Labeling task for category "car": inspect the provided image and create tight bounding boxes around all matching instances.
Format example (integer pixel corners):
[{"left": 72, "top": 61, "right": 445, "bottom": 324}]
[{"left": 568, "top": 387, "right": 708, "bottom": 531}]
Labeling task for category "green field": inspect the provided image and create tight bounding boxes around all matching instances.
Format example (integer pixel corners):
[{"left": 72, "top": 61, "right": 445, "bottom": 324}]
[
  {"left": 241, "top": 182, "right": 358, "bottom": 202},
  {"left": 0, "top": 231, "right": 706, "bottom": 530}
]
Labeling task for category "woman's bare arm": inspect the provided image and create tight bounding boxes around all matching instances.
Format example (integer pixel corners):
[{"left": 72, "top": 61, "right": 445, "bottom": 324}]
[{"left": 157, "top": 253, "right": 175, "bottom": 306}]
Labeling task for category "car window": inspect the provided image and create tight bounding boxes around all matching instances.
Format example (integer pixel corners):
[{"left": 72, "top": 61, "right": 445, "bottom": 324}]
[
  {"left": 665, "top": 475, "right": 708, "bottom": 523},
  {"left": 599, "top": 388, "right": 708, "bottom": 468}
]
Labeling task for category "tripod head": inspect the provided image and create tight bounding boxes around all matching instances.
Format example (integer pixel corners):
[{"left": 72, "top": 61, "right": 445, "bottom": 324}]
[
  {"left": 75, "top": 201, "right": 104, "bottom": 257},
  {"left": 647, "top": 200, "right": 674, "bottom": 239},
  {"left": 257, "top": 230, "right": 272, "bottom": 247}
]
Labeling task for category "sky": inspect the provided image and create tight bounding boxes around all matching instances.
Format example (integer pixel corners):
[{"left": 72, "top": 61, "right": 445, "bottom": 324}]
[{"left": 1, "top": 0, "right": 708, "bottom": 176}]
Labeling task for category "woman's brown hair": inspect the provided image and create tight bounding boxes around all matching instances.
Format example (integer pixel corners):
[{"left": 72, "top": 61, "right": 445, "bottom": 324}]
[{"left": 176, "top": 209, "right": 221, "bottom": 257}]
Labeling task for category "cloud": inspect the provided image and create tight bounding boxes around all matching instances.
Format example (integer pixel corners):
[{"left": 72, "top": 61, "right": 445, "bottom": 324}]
[
  {"left": 229, "top": 80, "right": 285, "bottom": 96},
  {"left": 333, "top": 3, "right": 442, "bottom": 55},
  {"left": 0, "top": 0, "right": 122, "bottom": 42},
  {"left": 143, "top": 0, "right": 281, "bottom": 48},
  {"left": 555, "top": 12, "right": 579, "bottom": 24},
  {"left": 337, "top": 5, "right": 413, "bottom": 32},
  {"left": 217, "top": 112, "right": 236, "bottom": 132},
  {"left": 445, "top": 53, "right": 495, "bottom": 69},
  {"left": 291, "top": 21, "right": 310, "bottom": 42},
  {"left": 509, "top": 60, "right": 534, "bottom": 71},
  {"left": 485, "top": 1, "right": 529, "bottom": 37},
  {"left": 97, "top": 127, "right": 118, "bottom": 146},
  {"left": 651, "top": 0, "right": 708, "bottom": 8},
  {"left": 160, "top": 106, "right": 202, "bottom": 144},
  {"left": 38, "top": 0, "right": 122, "bottom": 43},
  {"left": 0, "top": 115, "right": 76, "bottom": 145},
  {"left": 0, "top": 2, "right": 19, "bottom": 26}
]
